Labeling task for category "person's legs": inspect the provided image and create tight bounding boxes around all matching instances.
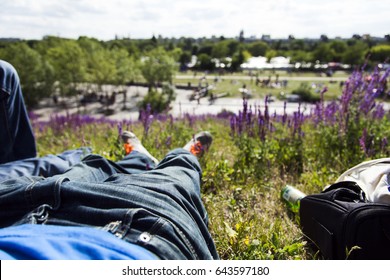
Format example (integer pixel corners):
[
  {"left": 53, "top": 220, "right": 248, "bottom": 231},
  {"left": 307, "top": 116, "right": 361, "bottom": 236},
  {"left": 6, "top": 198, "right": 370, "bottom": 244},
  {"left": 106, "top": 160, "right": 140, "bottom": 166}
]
[
  {"left": 55, "top": 150, "right": 155, "bottom": 183},
  {"left": 114, "top": 151, "right": 157, "bottom": 174},
  {"left": 109, "top": 130, "right": 158, "bottom": 174},
  {"left": 96, "top": 133, "right": 217, "bottom": 259},
  {"left": 0, "top": 148, "right": 92, "bottom": 182},
  {"left": 0, "top": 131, "right": 218, "bottom": 259},
  {"left": 0, "top": 60, "right": 37, "bottom": 164},
  {"left": 105, "top": 146, "right": 219, "bottom": 259}
]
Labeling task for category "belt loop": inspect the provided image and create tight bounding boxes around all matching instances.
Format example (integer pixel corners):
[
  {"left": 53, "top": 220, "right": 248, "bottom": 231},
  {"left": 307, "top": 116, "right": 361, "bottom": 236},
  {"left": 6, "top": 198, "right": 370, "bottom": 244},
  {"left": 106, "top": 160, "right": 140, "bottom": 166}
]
[
  {"left": 102, "top": 209, "right": 137, "bottom": 239},
  {"left": 52, "top": 177, "right": 69, "bottom": 210}
]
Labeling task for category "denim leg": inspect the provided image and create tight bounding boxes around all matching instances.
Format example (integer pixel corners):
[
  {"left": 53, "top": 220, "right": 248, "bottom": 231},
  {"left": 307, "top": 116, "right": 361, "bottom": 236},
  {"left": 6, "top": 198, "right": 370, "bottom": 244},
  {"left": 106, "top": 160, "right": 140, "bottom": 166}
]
[
  {"left": 153, "top": 148, "right": 202, "bottom": 195},
  {"left": 114, "top": 151, "right": 157, "bottom": 174},
  {"left": 0, "top": 60, "right": 36, "bottom": 164},
  {"left": 0, "top": 148, "right": 92, "bottom": 182},
  {"left": 51, "top": 150, "right": 154, "bottom": 183},
  {"left": 99, "top": 148, "right": 218, "bottom": 259},
  {"left": 0, "top": 148, "right": 219, "bottom": 259}
]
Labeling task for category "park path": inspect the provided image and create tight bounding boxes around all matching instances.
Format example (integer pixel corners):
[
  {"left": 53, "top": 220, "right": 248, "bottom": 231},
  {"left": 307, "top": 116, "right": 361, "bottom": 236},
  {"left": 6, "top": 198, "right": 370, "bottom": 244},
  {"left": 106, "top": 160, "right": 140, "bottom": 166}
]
[
  {"left": 31, "top": 73, "right": 351, "bottom": 122},
  {"left": 32, "top": 85, "right": 313, "bottom": 123},
  {"left": 176, "top": 74, "right": 347, "bottom": 82}
]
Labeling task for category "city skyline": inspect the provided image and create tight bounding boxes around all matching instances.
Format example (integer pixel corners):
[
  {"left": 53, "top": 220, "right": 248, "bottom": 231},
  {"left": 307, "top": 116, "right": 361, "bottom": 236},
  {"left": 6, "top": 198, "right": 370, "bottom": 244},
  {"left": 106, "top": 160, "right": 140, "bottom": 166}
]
[{"left": 0, "top": 0, "right": 389, "bottom": 41}]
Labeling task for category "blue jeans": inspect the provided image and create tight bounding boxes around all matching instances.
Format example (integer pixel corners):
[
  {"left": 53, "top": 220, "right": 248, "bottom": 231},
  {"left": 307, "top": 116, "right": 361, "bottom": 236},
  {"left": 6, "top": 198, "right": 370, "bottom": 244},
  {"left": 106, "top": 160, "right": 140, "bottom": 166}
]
[
  {"left": 0, "top": 59, "right": 87, "bottom": 179},
  {"left": 0, "top": 149, "right": 219, "bottom": 260},
  {"left": 0, "top": 60, "right": 36, "bottom": 163},
  {"left": 0, "top": 148, "right": 92, "bottom": 182}
]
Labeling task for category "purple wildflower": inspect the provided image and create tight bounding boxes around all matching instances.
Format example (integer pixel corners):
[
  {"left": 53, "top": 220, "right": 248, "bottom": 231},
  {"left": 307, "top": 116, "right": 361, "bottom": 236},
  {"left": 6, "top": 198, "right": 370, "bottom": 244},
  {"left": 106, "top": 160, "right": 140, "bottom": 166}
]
[
  {"left": 359, "top": 128, "right": 367, "bottom": 155},
  {"left": 230, "top": 115, "right": 236, "bottom": 136},
  {"left": 242, "top": 98, "right": 248, "bottom": 117},
  {"left": 381, "top": 137, "right": 388, "bottom": 152},
  {"left": 237, "top": 111, "right": 243, "bottom": 135},
  {"left": 372, "top": 104, "right": 385, "bottom": 119},
  {"left": 140, "top": 104, "right": 153, "bottom": 137},
  {"left": 324, "top": 101, "right": 339, "bottom": 124},
  {"left": 117, "top": 123, "right": 122, "bottom": 136},
  {"left": 282, "top": 102, "right": 287, "bottom": 125},
  {"left": 165, "top": 135, "right": 172, "bottom": 148}
]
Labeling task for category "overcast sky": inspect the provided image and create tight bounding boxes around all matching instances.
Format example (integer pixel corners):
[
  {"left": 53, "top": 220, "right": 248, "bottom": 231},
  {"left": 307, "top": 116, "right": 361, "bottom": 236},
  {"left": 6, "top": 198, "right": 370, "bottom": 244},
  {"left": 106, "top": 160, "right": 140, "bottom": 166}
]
[{"left": 0, "top": 0, "right": 389, "bottom": 40}]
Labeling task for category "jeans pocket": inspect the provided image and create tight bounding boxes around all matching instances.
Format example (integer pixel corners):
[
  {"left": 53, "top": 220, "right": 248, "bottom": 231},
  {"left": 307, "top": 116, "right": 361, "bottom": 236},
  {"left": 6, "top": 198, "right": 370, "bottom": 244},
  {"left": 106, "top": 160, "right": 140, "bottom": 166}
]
[{"left": 102, "top": 208, "right": 198, "bottom": 260}]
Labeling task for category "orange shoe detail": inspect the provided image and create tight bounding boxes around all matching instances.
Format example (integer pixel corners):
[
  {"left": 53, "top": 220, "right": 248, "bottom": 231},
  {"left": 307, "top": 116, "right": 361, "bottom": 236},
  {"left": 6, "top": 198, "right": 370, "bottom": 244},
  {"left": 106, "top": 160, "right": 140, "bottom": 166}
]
[
  {"left": 190, "top": 141, "right": 203, "bottom": 156},
  {"left": 124, "top": 143, "right": 133, "bottom": 155}
]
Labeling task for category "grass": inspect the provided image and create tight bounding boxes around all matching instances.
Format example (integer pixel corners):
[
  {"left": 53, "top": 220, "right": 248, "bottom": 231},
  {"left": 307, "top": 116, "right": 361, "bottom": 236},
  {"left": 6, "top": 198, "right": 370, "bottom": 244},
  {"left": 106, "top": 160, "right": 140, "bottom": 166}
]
[
  {"left": 174, "top": 70, "right": 349, "bottom": 100},
  {"left": 31, "top": 66, "right": 390, "bottom": 260},
  {"left": 32, "top": 116, "right": 312, "bottom": 259}
]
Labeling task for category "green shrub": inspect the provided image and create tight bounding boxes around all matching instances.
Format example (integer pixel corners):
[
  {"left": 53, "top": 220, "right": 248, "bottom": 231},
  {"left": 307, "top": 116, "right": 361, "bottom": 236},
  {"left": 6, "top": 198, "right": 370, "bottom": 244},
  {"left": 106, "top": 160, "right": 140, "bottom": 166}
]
[{"left": 291, "top": 83, "right": 320, "bottom": 103}]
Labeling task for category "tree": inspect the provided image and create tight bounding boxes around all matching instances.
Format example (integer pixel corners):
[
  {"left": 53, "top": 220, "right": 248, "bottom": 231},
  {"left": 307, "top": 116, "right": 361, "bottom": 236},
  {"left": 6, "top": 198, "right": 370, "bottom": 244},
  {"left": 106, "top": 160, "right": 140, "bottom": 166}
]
[
  {"left": 78, "top": 37, "right": 116, "bottom": 91},
  {"left": 211, "top": 41, "right": 229, "bottom": 58},
  {"left": 177, "top": 37, "right": 195, "bottom": 52},
  {"left": 45, "top": 39, "right": 87, "bottom": 97},
  {"left": 226, "top": 40, "right": 240, "bottom": 57},
  {"left": 247, "top": 41, "right": 269, "bottom": 57},
  {"left": 370, "top": 44, "right": 390, "bottom": 63},
  {"left": 320, "top": 34, "right": 329, "bottom": 42},
  {"left": 342, "top": 41, "right": 368, "bottom": 66},
  {"left": 141, "top": 47, "right": 177, "bottom": 87},
  {"left": 138, "top": 83, "right": 175, "bottom": 114},
  {"left": 329, "top": 40, "right": 348, "bottom": 62},
  {"left": 169, "top": 47, "right": 183, "bottom": 62},
  {"left": 139, "top": 47, "right": 177, "bottom": 113},
  {"left": 265, "top": 49, "right": 278, "bottom": 61},
  {"left": 239, "top": 30, "right": 245, "bottom": 43},
  {"left": 291, "top": 83, "right": 320, "bottom": 103},
  {"left": 231, "top": 47, "right": 250, "bottom": 72},
  {"left": 198, "top": 44, "right": 213, "bottom": 56},
  {"left": 287, "top": 50, "right": 312, "bottom": 63},
  {"left": 312, "top": 42, "right": 334, "bottom": 63},
  {"left": 196, "top": 53, "right": 215, "bottom": 71},
  {"left": 178, "top": 51, "right": 192, "bottom": 70},
  {"left": 0, "top": 42, "right": 54, "bottom": 107},
  {"left": 111, "top": 48, "right": 140, "bottom": 85}
]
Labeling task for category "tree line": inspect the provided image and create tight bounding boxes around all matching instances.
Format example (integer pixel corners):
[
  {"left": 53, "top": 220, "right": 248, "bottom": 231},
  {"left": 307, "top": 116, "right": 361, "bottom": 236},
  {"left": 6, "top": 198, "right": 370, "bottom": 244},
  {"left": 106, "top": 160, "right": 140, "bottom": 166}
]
[{"left": 0, "top": 35, "right": 389, "bottom": 108}]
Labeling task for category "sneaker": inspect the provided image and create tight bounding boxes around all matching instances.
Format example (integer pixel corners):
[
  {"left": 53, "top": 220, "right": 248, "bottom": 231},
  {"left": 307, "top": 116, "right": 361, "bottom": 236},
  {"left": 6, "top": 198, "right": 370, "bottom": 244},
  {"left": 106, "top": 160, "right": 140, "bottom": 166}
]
[
  {"left": 121, "top": 131, "right": 159, "bottom": 164},
  {"left": 183, "top": 131, "right": 213, "bottom": 157}
]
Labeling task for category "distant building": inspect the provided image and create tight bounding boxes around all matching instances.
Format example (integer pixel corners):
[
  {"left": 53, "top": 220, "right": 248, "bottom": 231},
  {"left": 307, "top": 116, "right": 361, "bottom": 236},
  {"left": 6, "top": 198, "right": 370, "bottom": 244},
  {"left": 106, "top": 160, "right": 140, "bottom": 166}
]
[
  {"left": 261, "top": 35, "right": 272, "bottom": 42},
  {"left": 362, "top": 34, "right": 371, "bottom": 40},
  {"left": 0, "top": 38, "right": 21, "bottom": 43}
]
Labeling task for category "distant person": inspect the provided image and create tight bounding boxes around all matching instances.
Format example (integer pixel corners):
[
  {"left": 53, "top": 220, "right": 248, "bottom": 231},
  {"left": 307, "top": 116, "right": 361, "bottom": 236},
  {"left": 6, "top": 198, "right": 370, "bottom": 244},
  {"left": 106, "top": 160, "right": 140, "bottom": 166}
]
[{"left": 0, "top": 59, "right": 219, "bottom": 260}]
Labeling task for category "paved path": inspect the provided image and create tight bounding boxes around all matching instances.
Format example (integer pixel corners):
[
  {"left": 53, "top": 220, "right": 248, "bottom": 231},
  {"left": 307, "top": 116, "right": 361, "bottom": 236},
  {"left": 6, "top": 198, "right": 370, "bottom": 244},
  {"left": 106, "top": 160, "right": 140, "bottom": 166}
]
[
  {"left": 32, "top": 86, "right": 312, "bottom": 122},
  {"left": 176, "top": 74, "right": 347, "bottom": 82}
]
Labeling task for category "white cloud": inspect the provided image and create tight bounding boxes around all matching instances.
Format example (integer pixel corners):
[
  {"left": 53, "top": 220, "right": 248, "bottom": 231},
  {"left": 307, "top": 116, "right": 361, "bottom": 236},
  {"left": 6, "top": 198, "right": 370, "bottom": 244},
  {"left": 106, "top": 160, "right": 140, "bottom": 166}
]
[{"left": 0, "top": 0, "right": 388, "bottom": 40}]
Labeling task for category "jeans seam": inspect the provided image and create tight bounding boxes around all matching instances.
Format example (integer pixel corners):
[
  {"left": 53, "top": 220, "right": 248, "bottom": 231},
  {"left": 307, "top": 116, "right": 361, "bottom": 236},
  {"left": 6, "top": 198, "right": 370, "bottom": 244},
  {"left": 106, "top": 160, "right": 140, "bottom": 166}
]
[
  {"left": 24, "top": 180, "right": 40, "bottom": 208},
  {"left": 136, "top": 217, "right": 167, "bottom": 245},
  {"left": 143, "top": 218, "right": 200, "bottom": 259},
  {"left": 52, "top": 177, "right": 68, "bottom": 210},
  {"left": 1, "top": 99, "right": 12, "bottom": 146},
  {"left": 169, "top": 221, "right": 199, "bottom": 260}
]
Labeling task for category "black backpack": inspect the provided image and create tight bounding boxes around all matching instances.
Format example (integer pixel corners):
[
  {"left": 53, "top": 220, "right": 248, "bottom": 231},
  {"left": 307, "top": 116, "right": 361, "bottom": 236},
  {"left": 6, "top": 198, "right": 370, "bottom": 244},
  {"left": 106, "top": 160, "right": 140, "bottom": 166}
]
[{"left": 299, "top": 181, "right": 390, "bottom": 259}]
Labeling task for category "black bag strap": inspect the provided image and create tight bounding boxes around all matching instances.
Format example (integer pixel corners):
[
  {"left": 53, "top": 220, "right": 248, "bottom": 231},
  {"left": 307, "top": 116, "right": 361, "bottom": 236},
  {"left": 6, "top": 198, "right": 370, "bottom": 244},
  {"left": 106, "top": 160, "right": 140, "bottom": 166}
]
[{"left": 322, "top": 181, "right": 367, "bottom": 203}]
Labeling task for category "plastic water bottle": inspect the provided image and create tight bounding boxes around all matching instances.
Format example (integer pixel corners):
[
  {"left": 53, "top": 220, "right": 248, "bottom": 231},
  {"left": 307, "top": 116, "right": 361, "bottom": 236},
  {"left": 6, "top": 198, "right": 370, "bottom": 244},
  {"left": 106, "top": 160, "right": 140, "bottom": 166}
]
[{"left": 281, "top": 185, "right": 306, "bottom": 213}]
